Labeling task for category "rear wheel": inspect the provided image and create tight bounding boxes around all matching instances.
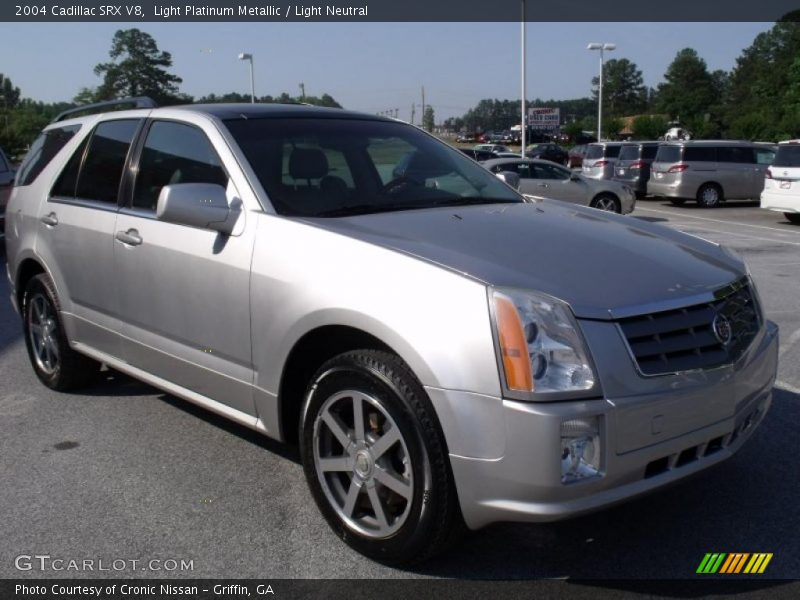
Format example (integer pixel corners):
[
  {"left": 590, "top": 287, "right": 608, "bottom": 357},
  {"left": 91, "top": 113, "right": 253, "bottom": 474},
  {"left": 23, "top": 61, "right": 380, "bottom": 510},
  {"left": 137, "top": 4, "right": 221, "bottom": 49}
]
[
  {"left": 300, "top": 350, "right": 464, "bottom": 564},
  {"left": 22, "top": 273, "right": 100, "bottom": 390},
  {"left": 697, "top": 183, "right": 723, "bottom": 208},
  {"left": 785, "top": 213, "right": 800, "bottom": 225},
  {"left": 591, "top": 194, "right": 621, "bottom": 213}
]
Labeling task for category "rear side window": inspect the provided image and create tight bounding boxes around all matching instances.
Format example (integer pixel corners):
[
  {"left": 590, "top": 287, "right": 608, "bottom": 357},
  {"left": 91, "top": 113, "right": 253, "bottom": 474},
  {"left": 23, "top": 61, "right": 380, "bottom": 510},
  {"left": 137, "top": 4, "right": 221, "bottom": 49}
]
[
  {"left": 604, "top": 145, "right": 621, "bottom": 158},
  {"left": 641, "top": 145, "right": 659, "bottom": 160},
  {"left": 754, "top": 147, "right": 775, "bottom": 165},
  {"left": 51, "top": 136, "right": 89, "bottom": 198},
  {"left": 15, "top": 125, "right": 81, "bottom": 186},
  {"left": 717, "top": 146, "right": 754, "bottom": 163},
  {"left": 774, "top": 145, "right": 800, "bottom": 167},
  {"left": 74, "top": 120, "right": 141, "bottom": 204},
  {"left": 132, "top": 121, "right": 228, "bottom": 211},
  {"left": 683, "top": 147, "right": 717, "bottom": 162},
  {"left": 655, "top": 146, "right": 682, "bottom": 163}
]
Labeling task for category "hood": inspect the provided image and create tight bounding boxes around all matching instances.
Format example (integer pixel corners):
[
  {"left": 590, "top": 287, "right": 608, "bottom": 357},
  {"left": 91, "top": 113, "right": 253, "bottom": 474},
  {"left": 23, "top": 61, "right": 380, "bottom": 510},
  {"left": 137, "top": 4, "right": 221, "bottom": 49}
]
[{"left": 303, "top": 201, "right": 745, "bottom": 320}]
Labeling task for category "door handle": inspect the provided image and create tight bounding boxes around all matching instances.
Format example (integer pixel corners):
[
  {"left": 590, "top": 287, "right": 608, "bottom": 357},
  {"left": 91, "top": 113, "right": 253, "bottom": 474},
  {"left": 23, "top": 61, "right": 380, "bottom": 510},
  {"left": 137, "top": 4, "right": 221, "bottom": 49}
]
[
  {"left": 115, "top": 229, "right": 143, "bottom": 246},
  {"left": 40, "top": 212, "right": 58, "bottom": 227},
  {"left": 537, "top": 183, "right": 549, "bottom": 188}
]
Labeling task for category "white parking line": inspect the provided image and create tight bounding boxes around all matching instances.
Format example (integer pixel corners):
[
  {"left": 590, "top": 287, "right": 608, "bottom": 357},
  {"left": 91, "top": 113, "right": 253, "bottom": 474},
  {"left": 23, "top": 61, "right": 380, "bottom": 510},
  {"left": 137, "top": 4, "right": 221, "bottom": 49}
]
[
  {"left": 636, "top": 206, "right": 800, "bottom": 236},
  {"left": 779, "top": 328, "right": 800, "bottom": 358}
]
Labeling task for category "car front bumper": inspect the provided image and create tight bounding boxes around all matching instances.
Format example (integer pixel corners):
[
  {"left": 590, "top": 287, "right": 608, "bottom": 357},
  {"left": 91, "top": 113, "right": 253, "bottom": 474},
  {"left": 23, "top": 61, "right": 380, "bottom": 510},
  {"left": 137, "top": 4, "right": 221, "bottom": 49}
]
[{"left": 430, "top": 320, "right": 778, "bottom": 530}]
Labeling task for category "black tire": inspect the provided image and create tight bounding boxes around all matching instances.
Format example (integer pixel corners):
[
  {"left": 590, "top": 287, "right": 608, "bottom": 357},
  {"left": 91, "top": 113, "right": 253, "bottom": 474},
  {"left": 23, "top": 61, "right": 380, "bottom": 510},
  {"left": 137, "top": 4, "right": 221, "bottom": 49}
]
[
  {"left": 696, "top": 183, "right": 723, "bottom": 208},
  {"left": 785, "top": 213, "right": 800, "bottom": 225},
  {"left": 300, "top": 349, "right": 464, "bottom": 564},
  {"left": 590, "top": 193, "right": 622, "bottom": 213},
  {"left": 22, "top": 273, "right": 100, "bottom": 391},
  {"left": 669, "top": 198, "right": 687, "bottom": 206}
]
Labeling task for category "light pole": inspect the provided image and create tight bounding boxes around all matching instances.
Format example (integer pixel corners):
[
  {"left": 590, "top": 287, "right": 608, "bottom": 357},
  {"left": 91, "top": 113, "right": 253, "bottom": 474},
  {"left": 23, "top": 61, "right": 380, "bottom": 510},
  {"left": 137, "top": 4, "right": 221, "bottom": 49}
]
[
  {"left": 586, "top": 42, "right": 615, "bottom": 141},
  {"left": 520, "top": 0, "right": 526, "bottom": 157},
  {"left": 238, "top": 53, "right": 255, "bottom": 103}
]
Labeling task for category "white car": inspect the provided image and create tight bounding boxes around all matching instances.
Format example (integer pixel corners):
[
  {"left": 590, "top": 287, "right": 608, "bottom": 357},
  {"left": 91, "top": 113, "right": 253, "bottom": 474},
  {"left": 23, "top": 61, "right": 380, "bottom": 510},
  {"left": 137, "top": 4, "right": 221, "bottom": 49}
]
[{"left": 761, "top": 140, "right": 800, "bottom": 224}]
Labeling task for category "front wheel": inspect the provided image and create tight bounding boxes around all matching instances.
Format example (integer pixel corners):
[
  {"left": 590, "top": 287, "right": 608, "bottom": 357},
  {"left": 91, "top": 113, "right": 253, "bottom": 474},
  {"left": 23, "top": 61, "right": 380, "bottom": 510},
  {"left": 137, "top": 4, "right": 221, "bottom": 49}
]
[
  {"left": 300, "top": 350, "right": 463, "bottom": 564},
  {"left": 22, "top": 273, "right": 100, "bottom": 390},
  {"left": 591, "top": 193, "right": 622, "bottom": 213},
  {"left": 785, "top": 213, "right": 800, "bottom": 225}
]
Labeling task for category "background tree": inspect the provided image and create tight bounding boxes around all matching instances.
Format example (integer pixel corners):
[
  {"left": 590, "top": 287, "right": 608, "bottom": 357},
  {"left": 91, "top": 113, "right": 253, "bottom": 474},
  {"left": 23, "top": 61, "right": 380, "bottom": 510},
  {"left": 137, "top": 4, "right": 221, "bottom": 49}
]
[
  {"left": 422, "top": 105, "right": 435, "bottom": 131},
  {"left": 563, "top": 120, "right": 583, "bottom": 143},
  {"left": 591, "top": 58, "right": 647, "bottom": 118},
  {"left": 726, "top": 20, "right": 800, "bottom": 139},
  {"left": 604, "top": 117, "right": 624, "bottom": 140},
  {"left": 631, "top": 115, "right": 669, "bottom": 140},
  {"left": 657, "top": 48, "right": 720, "bottom": 124},
  {"left": 94, "top": 28, "right": 188, "bottom": 105}
]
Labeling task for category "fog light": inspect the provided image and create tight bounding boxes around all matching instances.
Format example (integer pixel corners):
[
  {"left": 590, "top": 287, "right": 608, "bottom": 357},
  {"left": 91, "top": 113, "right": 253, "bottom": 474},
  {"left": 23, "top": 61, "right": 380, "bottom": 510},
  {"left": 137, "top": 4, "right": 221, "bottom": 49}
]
[{"left": 561, "top": 417, "right": 602, "bottom": 484}]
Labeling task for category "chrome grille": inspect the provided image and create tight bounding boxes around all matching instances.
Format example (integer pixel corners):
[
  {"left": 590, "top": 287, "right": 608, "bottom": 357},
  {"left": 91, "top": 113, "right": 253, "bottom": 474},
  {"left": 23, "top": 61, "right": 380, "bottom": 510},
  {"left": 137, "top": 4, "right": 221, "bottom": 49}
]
[{"left": 618, "top": 281, "right": 760, "bottom": 376}]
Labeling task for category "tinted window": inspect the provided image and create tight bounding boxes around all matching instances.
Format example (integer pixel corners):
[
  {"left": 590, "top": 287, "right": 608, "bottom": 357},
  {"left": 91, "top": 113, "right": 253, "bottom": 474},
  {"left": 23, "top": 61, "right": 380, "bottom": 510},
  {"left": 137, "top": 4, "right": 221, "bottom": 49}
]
[
  {"left": 641, "top": 145, "right": 659, "bottom": 160},
  {"left": 226, "top": 117, "right": 521, "bottom": 217},
  {"left": 618, "top": 145, "right": 639, "bottom": 161},
  {"left": 533, "top": 163, "right": 570, "bottom": 180},
  {"left": 754, "top": 147, "right": 775, "bottom": 165},
  {"left": 683, "top": 146, "right": 717, "bottom": 162},
  {"left": 717, "top": 146, "right": 754, "bottom": 164},
  {"left": 655, "top": 145, "right": 682, "bottom": 163},
  {"left": 604, "top": 145, "right": 621, "bottom": 158},
  {"left": 75, "top": 120, "right": 140, "bottom": 203},
  {"left": 133, "top": 121, "right": 228, "bottom": 211},
  {"left": 15, "top": 125, "right": 81, "bottom": 186},
  {"left": 585, "top": 145, "right": 603, "bottom": 159},
  {"left": 773, "top": 145, "right": 800, "bottom": 167},
  {"left": 51, "top": 136, "right": 89, "bottom": 198}
]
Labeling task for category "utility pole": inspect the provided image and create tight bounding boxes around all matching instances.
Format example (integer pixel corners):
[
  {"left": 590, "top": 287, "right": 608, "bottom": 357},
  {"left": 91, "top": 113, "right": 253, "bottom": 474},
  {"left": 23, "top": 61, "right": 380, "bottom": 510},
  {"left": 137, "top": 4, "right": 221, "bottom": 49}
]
[
  {"left": 299, "top": 82, "right": 305, "bottom": 101},
  {"left": 421, "top": 86, "right": 425, "bottom": 128},
  {"left": 520, "top": 0, "right": 527, "bottom": 156},
  {"left": 410, "top": 103, "right": 415, "bottom": 126}
]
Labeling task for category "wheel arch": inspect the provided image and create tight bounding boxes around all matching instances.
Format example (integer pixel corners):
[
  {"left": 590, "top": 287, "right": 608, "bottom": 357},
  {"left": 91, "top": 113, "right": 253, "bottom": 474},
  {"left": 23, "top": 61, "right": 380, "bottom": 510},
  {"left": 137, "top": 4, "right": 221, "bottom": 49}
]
[{"left": 14, "top": 257, "right": 48, "bottom": 312}]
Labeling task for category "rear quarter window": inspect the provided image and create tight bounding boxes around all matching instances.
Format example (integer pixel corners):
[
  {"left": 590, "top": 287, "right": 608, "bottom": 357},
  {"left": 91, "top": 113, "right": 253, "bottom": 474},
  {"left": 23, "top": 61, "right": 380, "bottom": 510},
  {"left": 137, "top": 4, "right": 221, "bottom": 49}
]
[
  {"left": 683, "top": 147, "right": 717, "bottom": 162},
  {"left": 585, "top": 145, "right": 603, "bottom": 159},
  {"left": 14, "top": 125, "right": 81, "bottom": 186}
]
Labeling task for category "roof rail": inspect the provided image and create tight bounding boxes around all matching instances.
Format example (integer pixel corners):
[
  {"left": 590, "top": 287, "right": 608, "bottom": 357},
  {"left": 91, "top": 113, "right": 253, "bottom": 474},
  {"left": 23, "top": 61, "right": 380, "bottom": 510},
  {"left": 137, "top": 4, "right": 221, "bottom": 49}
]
[{"left": 52, "top": 97, "right": 158, "bottom": 123}]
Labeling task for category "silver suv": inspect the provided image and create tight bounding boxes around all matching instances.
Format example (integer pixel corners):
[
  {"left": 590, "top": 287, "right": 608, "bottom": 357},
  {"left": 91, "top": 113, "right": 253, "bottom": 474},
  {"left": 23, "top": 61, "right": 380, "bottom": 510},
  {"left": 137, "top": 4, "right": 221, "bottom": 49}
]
[
  {"left": 5, "top": 100, "right": 778, "bottom": 564},
  {"left": 649, "top": 140, "right": 776, "bottom": 207}
]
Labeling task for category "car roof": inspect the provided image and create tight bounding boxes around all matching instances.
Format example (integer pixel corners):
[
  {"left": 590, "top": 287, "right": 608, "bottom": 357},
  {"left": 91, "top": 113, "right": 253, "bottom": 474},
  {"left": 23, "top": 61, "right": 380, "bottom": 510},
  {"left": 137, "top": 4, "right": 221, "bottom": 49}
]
[
  {"left": 777, "top": 139, "right": 800, "bottom": 145},
  {"left": 482, "top": 157, "right": 564, "bottom": 167},
  {"left": 588, "top": 141, "right": 624, "bottom": 146},
  {"left": 51, "top": 102, "right": 393, "bottom": 128},
  {"left": 660, "top": 140, "right": 758, "bottom": 146}
]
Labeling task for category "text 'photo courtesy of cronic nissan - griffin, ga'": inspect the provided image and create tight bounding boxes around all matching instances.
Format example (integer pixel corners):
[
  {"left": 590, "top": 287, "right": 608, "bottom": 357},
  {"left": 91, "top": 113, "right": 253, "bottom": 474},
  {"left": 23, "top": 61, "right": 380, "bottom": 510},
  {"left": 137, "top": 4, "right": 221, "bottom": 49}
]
[{"left": 4, "top": 96, "right": 779, "bottom": 564}]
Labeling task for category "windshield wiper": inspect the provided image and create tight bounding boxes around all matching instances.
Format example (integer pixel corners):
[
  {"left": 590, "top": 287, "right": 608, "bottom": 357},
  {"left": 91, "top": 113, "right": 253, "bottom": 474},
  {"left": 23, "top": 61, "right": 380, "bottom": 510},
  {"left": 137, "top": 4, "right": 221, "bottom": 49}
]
[{"left": 315, "top": 203, "right": 419, "bottom": 217}]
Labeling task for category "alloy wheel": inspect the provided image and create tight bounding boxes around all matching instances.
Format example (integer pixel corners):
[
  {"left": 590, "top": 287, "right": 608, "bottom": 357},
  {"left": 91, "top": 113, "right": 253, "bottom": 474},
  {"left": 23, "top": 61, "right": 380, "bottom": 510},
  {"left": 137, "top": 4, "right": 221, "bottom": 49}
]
[{"left": 27, "top": 293, "right": 60, "bottom": 375}]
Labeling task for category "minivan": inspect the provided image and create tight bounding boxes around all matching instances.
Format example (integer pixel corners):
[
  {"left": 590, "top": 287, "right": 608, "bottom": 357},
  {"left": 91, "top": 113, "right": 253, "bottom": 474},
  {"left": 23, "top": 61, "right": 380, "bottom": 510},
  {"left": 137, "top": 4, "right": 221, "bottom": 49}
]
[
  {"left": 648, "top": 141, "right": 775, "bottom": 207},
  {"left": 582, "top": 142, "right": 624, "bottom": 180},
  {"left": 612, "top": 141, "right": 660, "bottom": 198},
  {"left": 761, "top": 139, "right": 800, "bottom": 224}
]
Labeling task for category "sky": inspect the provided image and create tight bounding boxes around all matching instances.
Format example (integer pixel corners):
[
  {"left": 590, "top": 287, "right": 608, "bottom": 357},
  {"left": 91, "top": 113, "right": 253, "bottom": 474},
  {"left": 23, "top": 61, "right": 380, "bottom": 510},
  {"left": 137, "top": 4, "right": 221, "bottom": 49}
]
[{"left": 0, "top": 22, "right": 773, "bottom": 122}]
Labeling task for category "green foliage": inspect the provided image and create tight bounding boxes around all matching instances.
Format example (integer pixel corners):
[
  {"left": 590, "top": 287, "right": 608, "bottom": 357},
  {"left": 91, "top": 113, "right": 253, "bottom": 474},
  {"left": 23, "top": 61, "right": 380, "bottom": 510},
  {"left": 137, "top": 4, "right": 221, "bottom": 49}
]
[
  {"left": 422, "top": 105, "right": 435, "bottom": 131},
  {"left": 563, "top": 120, "right": 583, "bottom": 142},
  {"left": 657, "top": 48, "right": 722, "bottom": 123},
  {"left": 94, "top": 28, "right": 189, "bottom": 105},
  {"left": 196, "top": 91, "right": 342, "bottom": 108},
  {"left": 631, "top": 115, "right": 669, "bottom": 140},
  {"left": 591, "top": 58, "right": 647, "bottom": 118},
  {"left": 604, "top": 117, "right": 624, "bottom": 140}
]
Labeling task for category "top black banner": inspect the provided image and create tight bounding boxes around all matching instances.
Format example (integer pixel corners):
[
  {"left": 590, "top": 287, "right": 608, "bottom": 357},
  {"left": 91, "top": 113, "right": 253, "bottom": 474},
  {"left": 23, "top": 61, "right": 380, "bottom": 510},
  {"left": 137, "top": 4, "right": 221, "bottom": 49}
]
[{"left": 2, "top": 0, "right": 800, "bottom": 22}]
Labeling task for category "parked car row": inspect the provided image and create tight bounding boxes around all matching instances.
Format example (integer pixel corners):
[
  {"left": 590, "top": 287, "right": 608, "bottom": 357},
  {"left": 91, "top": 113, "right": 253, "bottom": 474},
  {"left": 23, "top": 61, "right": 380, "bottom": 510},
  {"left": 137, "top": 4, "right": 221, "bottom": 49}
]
[
  {"left": 761, "top": 140, "right": 800, "bottom": 224},
  {"left": 1, "top": 145, "right": 16, "bottom": 234}
]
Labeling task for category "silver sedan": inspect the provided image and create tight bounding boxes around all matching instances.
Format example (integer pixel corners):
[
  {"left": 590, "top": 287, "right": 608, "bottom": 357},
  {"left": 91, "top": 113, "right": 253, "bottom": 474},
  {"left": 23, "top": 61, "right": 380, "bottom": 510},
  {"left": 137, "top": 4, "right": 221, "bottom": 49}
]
[{"left": 483, "top": 157, "right": 636, "bottom": 214}]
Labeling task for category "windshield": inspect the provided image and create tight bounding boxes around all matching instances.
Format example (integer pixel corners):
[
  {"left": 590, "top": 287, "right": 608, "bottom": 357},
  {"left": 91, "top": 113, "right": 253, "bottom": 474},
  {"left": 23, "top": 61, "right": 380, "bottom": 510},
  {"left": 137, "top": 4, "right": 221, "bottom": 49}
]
[
  {"left": 225, "top": 117, "right": 522, "bottom": 217},
  {"left": 774, "top": 145, "right": 800, "bottom": 167}
]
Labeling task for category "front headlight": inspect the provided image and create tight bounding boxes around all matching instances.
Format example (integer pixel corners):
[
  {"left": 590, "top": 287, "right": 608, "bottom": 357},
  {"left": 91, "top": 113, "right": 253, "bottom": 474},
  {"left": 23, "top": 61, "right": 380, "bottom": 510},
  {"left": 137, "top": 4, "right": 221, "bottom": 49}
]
[{"left": 491, "top": 288, "right": 597, "bottom": 398}]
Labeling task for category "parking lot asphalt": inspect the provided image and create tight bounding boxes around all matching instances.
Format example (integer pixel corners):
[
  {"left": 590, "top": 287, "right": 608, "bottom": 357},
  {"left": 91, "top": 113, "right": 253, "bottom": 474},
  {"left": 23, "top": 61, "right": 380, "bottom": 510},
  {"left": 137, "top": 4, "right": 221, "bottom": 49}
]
[{"left": 0, "top": 199, "right": 798, "bottom": 583}]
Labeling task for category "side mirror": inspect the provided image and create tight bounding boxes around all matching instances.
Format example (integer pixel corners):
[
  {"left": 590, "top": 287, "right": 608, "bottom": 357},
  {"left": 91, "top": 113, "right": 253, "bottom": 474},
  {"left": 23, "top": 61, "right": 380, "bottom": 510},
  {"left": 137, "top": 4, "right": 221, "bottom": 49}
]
[
  {"left": 496, "top": 171, "right": 521, "bottom": 190},
  {"left": 156, "top": 183, "right": 236, "bottom": 234}
]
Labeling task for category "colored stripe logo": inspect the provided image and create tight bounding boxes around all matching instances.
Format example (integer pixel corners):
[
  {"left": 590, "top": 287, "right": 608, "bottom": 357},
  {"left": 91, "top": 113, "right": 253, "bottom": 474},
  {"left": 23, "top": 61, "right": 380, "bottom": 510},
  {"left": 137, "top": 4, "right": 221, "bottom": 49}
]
[{"left": 697, "top": 553, "right": 773, "bottom": 574}]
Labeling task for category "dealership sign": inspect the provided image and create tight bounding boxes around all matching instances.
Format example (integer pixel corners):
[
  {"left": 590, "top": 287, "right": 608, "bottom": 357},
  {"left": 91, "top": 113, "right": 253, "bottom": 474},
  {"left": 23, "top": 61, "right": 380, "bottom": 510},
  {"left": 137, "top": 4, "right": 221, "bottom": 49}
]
[{"left": 528, "top": 108, "right": 560, "bottom": 131}]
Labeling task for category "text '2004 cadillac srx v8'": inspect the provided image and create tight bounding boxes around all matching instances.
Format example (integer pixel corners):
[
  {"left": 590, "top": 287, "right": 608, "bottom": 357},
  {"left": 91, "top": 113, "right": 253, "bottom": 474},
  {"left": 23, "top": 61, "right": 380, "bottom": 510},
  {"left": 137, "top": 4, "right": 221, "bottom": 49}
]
[{"left": 5, "top": 99, "right": 778, "bottom": 564}]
